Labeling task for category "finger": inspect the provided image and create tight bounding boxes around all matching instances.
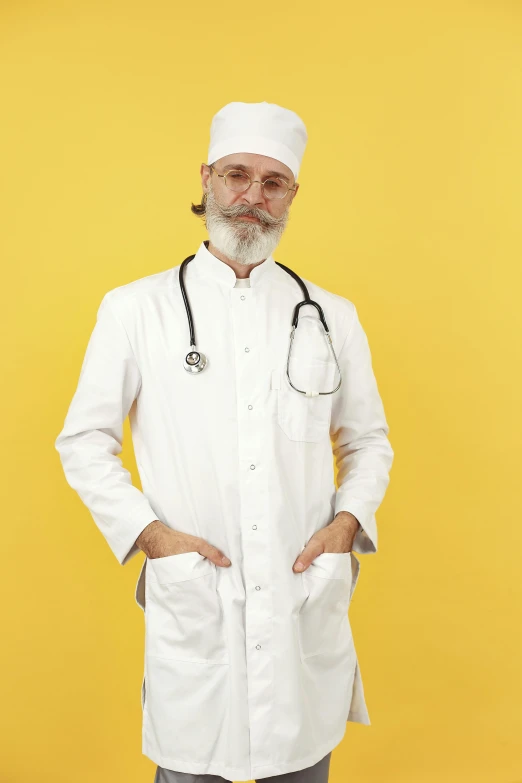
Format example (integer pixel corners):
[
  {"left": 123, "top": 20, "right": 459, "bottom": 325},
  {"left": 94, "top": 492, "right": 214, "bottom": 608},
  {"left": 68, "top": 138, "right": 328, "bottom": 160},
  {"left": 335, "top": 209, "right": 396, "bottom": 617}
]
[
  {"left": 198, "top": 539, "right": 231, "bottom": 567},
  {"left": 293, "top": 540, "right": 324, "bottom": 572}
]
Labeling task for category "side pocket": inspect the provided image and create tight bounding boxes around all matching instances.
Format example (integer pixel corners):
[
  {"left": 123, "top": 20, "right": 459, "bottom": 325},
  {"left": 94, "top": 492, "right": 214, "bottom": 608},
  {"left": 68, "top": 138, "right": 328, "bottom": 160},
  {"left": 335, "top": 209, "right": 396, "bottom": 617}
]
[
  {"left": 298, "top": 552, "right": 354, "bottom": 660},
  {"left": 145, "top": 552, "right": 229, "bottom": 664}
]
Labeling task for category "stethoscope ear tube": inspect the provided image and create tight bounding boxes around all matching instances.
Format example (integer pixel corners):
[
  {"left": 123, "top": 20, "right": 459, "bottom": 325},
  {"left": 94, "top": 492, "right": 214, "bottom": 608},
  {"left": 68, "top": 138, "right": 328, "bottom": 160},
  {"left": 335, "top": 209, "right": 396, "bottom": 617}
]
[
  {"left": 275, "top": 261, "right": 341, "bottom": 394},
  {"left": 286, "top": 323, "right": 342, "bottom": 396},
  {"left": 290, "top": 299, "right": 329, "bottom": 332}
]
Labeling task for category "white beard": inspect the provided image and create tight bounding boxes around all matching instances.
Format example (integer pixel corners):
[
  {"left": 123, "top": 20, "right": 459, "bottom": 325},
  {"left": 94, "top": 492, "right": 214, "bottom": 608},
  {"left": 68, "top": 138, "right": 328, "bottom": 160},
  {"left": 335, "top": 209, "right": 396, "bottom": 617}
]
[{"left": 204, "top": 180, "right": 290, "bottom": 265}]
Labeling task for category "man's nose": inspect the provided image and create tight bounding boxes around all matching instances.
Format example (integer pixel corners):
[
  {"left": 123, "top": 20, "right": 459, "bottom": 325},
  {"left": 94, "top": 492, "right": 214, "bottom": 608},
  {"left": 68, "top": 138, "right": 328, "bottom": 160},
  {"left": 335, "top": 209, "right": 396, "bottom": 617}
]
[{"left": 240, "top": 180, "right": 265, "bottom": 206}]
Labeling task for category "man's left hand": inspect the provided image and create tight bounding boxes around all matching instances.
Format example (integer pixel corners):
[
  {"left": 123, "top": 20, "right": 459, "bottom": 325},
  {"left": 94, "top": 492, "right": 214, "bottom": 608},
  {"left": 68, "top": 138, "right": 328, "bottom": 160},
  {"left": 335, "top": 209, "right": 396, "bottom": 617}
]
[{"left": 292, "top": 512, "right": 361, "bottom": 572}]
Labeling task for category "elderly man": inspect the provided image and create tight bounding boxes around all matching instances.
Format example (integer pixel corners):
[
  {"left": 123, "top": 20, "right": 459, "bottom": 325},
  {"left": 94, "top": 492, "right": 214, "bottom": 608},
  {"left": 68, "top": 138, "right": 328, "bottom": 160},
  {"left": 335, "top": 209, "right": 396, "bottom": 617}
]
[{"left": 55, "top": 101, "right": 394, "bottom": 783}]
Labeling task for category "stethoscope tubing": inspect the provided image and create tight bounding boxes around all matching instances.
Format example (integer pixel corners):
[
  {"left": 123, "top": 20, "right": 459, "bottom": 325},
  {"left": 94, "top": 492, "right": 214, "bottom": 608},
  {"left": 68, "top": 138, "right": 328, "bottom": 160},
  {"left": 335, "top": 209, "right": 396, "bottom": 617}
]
[{"left": 179, "top": 241, "right": 342, "bottom": 395}]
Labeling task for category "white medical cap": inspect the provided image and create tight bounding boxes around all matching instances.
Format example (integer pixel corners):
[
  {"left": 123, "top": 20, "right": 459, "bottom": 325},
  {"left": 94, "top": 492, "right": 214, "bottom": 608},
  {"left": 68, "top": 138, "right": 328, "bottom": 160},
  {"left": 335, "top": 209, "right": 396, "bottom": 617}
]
[{"left": 207, "top": 101, "right": 307, "bottom": 180}]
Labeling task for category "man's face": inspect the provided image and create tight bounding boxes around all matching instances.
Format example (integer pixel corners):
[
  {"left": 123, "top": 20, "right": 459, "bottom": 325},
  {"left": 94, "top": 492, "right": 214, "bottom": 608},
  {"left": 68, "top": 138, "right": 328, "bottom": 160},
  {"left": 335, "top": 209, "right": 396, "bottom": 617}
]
[{"left": 200, "top": 152, "right": 300, "bottom": 265}]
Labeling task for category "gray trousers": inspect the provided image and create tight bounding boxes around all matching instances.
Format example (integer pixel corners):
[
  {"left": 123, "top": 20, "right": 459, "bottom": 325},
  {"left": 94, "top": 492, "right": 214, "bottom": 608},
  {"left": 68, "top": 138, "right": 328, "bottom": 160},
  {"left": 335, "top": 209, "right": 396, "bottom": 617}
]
[{"left": 154, "top": 751, "right": 332, "bottom": 783}]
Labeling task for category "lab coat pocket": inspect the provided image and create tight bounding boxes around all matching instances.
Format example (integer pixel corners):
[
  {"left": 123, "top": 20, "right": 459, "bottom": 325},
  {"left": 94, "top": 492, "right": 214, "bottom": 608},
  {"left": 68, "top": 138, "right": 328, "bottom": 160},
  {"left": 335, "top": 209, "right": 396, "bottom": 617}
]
[
  {"left": 145, "top": 551, "right": 229, "bottom": 665},
  {"left": 298, "top": 552, "right": 359, "bottom": 661},
  {"left": 275, "top": 360, "right": 337, "bottom": 443}
]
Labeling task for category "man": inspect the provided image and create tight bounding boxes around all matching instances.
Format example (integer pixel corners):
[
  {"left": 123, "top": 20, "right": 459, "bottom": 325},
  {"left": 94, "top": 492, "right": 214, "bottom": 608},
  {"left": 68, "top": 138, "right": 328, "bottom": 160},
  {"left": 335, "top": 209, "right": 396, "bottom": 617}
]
[{"left": 55, "top": 100, "right": 394, "bottom": 783}]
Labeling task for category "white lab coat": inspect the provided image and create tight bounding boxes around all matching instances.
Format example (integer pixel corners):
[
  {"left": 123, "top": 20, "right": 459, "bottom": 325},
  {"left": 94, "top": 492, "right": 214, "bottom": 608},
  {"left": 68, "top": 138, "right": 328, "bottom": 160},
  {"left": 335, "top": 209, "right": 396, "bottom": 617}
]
[{"left": 55, "top": 240, "right": 394, "bottom": 781}]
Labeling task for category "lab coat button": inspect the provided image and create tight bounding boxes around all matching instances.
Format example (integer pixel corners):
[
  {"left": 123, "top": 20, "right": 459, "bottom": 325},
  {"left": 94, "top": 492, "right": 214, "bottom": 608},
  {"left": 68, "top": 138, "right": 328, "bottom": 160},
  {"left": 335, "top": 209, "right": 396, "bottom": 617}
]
[
  {"left": 240, "top": 295, "right": 246, "bottom": 300},
  {"left": 250, "top": 464, "right": 255, "bottom": 470},
  {"left": 256, "top": 644, "right": 261, "bottom": 650},
  {"left": 255, "top": 585, "right": 261, "bottom": 590},
  {"left": 252, "top": 525, "right": 257, "bottom": 530},
  {"left": 244, "top": 347, "right": 250, "bottom": 352},
  {"left": 248, "top": 404, "right": 253, "bottom": 410}
]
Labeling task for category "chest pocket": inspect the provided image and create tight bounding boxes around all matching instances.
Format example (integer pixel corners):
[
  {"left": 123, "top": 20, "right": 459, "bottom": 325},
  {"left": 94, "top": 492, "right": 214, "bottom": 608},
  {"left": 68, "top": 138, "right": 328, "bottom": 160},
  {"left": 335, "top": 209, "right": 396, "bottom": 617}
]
[{"left": 273, "top": 360, "right": 337, "bottom": 442}]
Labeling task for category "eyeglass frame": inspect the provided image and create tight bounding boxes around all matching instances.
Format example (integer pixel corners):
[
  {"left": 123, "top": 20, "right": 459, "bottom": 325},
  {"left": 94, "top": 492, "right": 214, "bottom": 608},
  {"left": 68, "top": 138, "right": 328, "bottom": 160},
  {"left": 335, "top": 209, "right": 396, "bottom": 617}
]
[{"left": 207, "top": 163, "right": 297, "bottom": 200}]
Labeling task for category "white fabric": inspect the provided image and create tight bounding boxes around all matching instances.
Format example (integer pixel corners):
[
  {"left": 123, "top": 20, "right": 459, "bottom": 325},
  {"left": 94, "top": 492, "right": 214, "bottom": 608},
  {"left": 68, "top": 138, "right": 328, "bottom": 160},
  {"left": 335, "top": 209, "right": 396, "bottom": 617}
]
[
  {"left": 55, "top": 241, "right": 394, "bottom": 781},
  {"left": 207, "top": 101, "right": 307, "bottom": 179}
]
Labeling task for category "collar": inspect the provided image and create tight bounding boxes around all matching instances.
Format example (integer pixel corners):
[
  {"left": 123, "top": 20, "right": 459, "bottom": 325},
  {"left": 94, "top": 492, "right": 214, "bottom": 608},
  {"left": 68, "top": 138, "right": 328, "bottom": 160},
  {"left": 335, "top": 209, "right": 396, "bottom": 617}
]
[{"left": 182, "top": 239, "right": 278, "bottom": 289}]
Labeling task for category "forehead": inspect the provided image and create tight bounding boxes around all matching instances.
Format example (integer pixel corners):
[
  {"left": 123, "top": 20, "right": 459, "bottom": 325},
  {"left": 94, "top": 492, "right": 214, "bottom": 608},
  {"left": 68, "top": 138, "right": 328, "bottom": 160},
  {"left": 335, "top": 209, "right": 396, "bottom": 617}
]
[{"left": 215, "top": 152, "right": 293, "bottom": 181}]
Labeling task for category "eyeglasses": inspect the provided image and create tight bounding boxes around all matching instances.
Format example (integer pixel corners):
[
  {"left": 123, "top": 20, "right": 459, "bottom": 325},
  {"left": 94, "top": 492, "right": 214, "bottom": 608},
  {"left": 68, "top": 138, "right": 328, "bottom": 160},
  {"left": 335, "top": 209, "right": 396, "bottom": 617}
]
[{"left": 209, "top": 164, "right": 297, "bottom": 200}]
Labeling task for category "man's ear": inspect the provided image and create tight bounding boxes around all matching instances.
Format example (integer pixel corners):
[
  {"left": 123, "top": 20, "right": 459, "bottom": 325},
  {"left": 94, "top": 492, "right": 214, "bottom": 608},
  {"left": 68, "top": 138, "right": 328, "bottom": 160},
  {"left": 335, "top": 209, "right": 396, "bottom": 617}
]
[
  {"left": 201, "top": 162, "right": 211, "bottom": 192},
  {"left": 290, "top": 182, "right": 300, "bottom": 203}
]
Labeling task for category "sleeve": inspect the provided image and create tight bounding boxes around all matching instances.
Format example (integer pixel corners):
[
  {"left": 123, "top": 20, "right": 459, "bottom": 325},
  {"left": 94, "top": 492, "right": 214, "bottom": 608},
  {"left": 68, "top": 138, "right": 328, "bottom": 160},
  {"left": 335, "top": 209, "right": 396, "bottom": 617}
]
[
  {"left": 54, "top": 291, "right": 161, "bottom": 566},
  {"left": 329, "top": 304, "right": 394, "bottom": 554}
]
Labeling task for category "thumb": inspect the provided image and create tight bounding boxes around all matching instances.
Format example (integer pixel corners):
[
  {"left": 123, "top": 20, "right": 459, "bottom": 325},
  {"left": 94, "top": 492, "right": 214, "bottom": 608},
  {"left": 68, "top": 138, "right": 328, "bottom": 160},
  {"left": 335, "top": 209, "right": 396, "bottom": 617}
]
[
  {"left": 198, "top": 539, "right": 231, "bottom": 567},
  {"left": 293, "top": 538, "right": 324, "bottom": 573}
]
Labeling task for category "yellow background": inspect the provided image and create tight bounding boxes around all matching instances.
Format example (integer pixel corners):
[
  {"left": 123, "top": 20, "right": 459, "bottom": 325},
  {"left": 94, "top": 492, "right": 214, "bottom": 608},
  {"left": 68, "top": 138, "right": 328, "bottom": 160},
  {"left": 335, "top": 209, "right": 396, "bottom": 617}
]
[{"left": 1, "top": 1, "right": 521, "bottom": 781}]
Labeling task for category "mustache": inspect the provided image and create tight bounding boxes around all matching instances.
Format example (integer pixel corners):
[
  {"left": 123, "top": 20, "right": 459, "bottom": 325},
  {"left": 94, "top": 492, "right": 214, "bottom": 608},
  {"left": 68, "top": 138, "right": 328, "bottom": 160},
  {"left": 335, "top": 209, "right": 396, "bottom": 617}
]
[{"left": 211, "top": 200, "right": 284, "bottom": 227}]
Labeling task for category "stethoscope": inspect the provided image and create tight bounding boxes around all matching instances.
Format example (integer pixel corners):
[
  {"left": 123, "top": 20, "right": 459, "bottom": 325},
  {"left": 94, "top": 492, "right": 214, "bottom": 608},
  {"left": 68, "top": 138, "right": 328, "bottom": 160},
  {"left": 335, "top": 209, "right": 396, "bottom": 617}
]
[{"left": 179, "top": 240, "right": 342, "bottom": 396}]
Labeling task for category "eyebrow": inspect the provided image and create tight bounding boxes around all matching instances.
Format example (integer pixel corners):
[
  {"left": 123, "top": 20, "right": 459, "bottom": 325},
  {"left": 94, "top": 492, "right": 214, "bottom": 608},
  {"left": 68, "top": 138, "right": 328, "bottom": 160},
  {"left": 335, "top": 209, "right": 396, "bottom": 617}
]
[{"left": 220, "top": 162, "right": 291, "bottom": 183}]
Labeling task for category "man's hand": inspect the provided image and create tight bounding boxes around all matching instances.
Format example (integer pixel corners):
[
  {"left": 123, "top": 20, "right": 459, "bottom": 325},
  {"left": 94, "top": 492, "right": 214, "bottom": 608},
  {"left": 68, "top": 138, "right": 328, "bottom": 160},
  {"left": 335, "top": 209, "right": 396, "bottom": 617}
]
[
  {"left": 135, "top": 520, "right": 231, "bottom": 567},
  {"left": 292, "top": 512, "right": 361, "bottom": 572}
]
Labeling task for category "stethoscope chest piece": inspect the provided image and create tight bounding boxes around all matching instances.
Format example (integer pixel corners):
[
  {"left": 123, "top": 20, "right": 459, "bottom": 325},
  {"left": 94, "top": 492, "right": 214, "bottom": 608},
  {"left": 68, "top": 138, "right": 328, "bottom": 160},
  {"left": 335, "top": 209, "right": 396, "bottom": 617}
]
[{"left": 183, "top": 347, "right": 208, "bottom": 374}]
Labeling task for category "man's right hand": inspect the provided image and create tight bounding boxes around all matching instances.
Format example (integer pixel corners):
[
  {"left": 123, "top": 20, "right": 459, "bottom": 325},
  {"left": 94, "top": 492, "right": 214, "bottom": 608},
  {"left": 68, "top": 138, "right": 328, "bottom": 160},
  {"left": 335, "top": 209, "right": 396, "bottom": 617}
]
[{"left": 135, "top": 520, "right": 231, "bottom": 567}]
